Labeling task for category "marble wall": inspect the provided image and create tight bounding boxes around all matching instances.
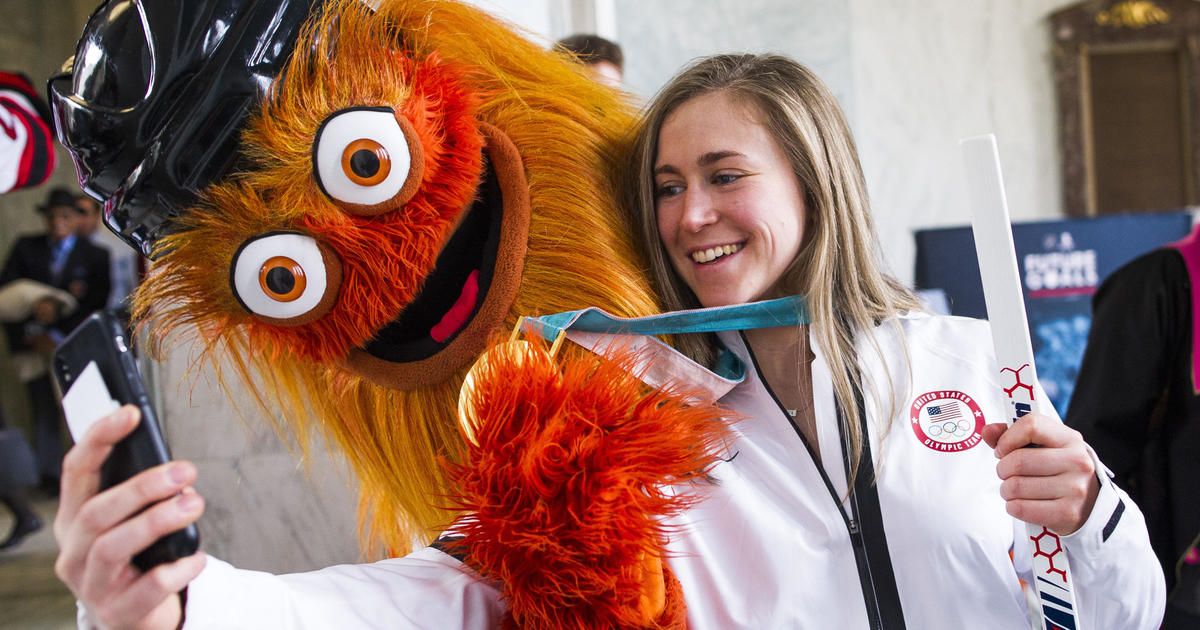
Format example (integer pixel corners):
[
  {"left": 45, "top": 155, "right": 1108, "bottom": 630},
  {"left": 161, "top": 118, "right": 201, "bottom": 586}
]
[
  {"left": 616, "top": 0, "right": 853, "bottom": 110},
  {"left": 148, "top": 339, "right": 362, "bottom": 572},
  {"left": 847, "top": 0, "right": 1072, "bottom": 285}
]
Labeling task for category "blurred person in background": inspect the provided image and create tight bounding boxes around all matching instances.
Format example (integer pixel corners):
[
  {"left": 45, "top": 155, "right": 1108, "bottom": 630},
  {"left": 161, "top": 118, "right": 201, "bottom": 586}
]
[
  {"left": 75, "top": 194, "right": 140, "bottom": 321},
  {"left": 556, "top": 33, "right": 624, "bottom": 88},
  {"left": 1067, "top": 224, "right": 1200, "bottom": 627},
  {"left": 1, "top": 187, "right": 110, "bottom": 495}
]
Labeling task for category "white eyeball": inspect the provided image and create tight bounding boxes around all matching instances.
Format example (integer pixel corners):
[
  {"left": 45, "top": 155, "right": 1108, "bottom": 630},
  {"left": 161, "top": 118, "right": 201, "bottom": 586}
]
[
  {"left": 231, "top": 233, "right": 339, "bottom": 323},
  {"left": 313, "top": 107, "right": 420, "bottom": 210}
]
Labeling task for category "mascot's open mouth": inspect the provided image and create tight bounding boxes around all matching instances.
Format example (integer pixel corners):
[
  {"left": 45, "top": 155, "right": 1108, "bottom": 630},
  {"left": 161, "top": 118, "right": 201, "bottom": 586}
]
[
  {"left": 364, "top": 157, "right": 501, "bottom": 359},
  {"left": 345, "top": 123, "right": 530, "bottom": 390}
]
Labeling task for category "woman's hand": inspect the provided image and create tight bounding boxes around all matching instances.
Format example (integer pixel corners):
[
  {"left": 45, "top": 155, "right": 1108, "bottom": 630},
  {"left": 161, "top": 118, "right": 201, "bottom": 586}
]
[
  {"left": 982, "top": 413, "right": 1100, "bottom": 535},
  {"left": 54, "top": 405, "right": 207, "bottom": 630}
]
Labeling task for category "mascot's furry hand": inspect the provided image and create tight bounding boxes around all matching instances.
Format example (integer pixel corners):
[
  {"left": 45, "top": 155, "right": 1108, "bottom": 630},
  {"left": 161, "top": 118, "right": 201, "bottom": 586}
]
[{"left": 451, "top": 338, "right": 731, "bottom": 629}]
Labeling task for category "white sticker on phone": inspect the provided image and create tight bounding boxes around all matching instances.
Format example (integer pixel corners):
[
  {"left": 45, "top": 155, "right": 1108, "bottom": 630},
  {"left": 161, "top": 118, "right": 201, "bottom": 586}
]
[{"left": 62, "top": 361, "right": 121, "bottom": 441}]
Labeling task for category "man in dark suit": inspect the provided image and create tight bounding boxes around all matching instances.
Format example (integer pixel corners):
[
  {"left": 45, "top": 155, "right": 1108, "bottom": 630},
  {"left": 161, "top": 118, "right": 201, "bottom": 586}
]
[{"left": 1, "top": 187, "right": 110, "bottom": 493}]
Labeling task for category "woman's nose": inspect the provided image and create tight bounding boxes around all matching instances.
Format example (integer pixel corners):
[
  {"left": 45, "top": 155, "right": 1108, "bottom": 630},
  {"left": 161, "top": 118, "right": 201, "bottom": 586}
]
[{"left": 679, "top": 188, "right": 718, "bottom": 232}]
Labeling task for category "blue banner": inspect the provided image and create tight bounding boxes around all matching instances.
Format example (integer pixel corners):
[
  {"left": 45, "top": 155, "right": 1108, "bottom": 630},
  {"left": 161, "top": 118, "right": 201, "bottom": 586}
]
[{"left": 914, "top": 210, "right": 1194, "bottom": 416}]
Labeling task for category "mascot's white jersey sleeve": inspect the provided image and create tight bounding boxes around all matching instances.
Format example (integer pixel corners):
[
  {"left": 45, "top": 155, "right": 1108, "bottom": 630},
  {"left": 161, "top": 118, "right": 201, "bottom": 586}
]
[{"left": 76, "top": 549, "right": 503, "bottom": 630}]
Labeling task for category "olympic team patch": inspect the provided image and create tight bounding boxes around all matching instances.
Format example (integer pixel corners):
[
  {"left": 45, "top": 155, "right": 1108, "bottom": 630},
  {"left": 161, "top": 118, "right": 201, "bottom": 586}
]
[{"left": 909, "top": 390, "right": 985, "bottom": 452}]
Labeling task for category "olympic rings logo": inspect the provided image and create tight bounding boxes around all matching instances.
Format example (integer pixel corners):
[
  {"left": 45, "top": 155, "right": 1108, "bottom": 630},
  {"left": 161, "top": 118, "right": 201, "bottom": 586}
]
[{"left": 909, "top": 390, "right": 986, "bottom": 452}]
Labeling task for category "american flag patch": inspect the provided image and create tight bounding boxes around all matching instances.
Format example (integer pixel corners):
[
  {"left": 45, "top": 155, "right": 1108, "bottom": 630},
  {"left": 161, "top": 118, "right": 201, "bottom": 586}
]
[
  {"left": 926, "top": 404, "right": 962, "bottom": 420},
  {"left": 910, "top": 390, "right": 985, "bottom": 452}
]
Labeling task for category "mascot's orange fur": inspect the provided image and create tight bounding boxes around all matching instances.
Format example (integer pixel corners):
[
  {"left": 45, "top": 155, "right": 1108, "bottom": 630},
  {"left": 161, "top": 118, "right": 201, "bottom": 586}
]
[{"left": 132, "top": 0, "right": 728, "bottom": 627}]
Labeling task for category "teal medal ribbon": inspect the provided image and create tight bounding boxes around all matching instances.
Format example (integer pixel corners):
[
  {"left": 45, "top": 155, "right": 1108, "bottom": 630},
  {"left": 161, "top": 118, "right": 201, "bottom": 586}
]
[{"left": 525, "top": 294, "right": 811, "bottom": 382}]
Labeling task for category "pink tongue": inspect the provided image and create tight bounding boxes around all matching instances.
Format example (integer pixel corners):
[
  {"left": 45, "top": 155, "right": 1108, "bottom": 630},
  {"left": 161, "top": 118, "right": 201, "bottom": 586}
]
[{"left": 430, "top": 270, "right": 479, "bottom": 343}]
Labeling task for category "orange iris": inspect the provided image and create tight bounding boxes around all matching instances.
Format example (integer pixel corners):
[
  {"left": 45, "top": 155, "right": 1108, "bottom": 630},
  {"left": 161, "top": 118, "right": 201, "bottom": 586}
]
[
  {"left": 259, "top": 256, "right": 307, "bottom": 302},
  {"left": 341, "top": 138, "right": 392, "bottom": 186}
]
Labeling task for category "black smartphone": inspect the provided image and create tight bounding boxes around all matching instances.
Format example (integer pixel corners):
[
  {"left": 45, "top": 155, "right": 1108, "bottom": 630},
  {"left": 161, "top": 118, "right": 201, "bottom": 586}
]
[{"left": 52, "top": 310, "right": 200, "bottom": 572}]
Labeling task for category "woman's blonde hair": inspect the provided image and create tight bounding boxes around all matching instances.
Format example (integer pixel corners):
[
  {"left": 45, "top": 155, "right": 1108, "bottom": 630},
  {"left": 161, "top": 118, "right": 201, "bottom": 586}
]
[{"left": 628, "top": 53, "right": 923, "bottom": 475}]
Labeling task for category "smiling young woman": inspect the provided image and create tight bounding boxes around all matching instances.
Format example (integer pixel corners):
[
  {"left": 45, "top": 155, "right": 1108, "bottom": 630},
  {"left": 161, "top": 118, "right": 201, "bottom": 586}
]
[{"left": 625, "top": 53, "right": 1165, "bottom": 628}]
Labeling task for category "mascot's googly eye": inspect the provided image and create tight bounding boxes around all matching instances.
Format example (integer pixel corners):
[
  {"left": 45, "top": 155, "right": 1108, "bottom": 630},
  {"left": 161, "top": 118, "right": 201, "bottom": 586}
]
[
  {"left": 313, "top": 107, "right": 424, "bottom": 215},
  {"left": 230, "top": 233, "right": 342, "bottom": 325}
]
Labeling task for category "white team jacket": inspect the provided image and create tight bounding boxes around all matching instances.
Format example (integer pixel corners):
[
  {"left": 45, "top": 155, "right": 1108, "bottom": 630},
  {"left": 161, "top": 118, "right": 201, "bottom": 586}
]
[{"left": 83, "top": 312, "right": 1164, "bottom": 629}]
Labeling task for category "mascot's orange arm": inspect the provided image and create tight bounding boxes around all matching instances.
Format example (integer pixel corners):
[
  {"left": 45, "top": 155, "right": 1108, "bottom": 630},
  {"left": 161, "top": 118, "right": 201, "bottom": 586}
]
[{"left": 451, "top": 337, "right": 730, "bottom": 629}]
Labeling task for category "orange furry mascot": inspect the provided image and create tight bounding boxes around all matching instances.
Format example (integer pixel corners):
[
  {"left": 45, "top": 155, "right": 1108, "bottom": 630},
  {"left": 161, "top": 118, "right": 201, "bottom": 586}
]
[{"left": 63, "top": 0, "right": 729, "bottom": 626}]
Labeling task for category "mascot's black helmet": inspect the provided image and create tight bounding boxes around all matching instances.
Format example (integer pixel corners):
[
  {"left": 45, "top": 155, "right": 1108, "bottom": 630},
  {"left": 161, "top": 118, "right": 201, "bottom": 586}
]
[{"left": 49, "top": 0, "right": 323, "bottom": 257}]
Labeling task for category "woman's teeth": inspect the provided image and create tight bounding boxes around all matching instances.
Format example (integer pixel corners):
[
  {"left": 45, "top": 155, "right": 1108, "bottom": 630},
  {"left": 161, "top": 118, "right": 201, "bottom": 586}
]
[{"left": 691, "top": 243, "right": 742, "bottom": 264}]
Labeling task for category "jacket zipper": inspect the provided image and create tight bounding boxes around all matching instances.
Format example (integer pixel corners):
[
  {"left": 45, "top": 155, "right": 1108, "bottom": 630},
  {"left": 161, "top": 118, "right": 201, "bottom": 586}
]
[{"left": 740, "top": 333, "right": 901, "bottom": 629}]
